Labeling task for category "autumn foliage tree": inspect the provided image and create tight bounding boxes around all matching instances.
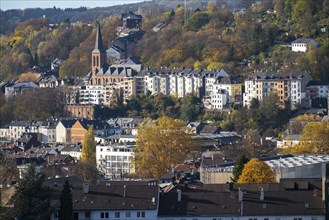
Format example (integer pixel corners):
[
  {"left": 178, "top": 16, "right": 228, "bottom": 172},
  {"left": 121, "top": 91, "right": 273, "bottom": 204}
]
[
  {"left": 282, "top": 122, "right": 329, "bottom": 154},
  {"left": 81, "top": 126, "right": 96, "bottom": 162},
  {"left": 76, "top": 126, "right": 99, "bottom": 182},
  {"left": 135, "top": 117, "right": 197, "bottom": 179},
  {"left": 238, "top": 158, "right": 276, "bottom": 184}
]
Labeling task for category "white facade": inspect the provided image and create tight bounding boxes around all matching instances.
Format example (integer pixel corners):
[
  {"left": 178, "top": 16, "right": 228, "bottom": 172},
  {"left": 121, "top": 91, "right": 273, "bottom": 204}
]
[
  {"left": 290, "top": 80, "right": 303, "bottom": 107},
  {"left": 292, "top": 42, "right": 308, "bottom": 52},
  {"left": 79, "top": 85, "right": 104, "bottom": 105},
  {"left": 55, "top": 121, "right": 69, "bottom": 143},
  {"left": 52, "top": 209, "right": 158, "bottom": 220},
  {"left": 39, "top": 126, "right": 56, "bottom": 143},
  {"left": 210, "top": 89, "right": 227, "bottom": 110},
  {"left": 8, "top": 122, "right": 29, "bottom": 140},
  {"left": 96, "top": 144, "right": 135, "bottom": 179},
  {"left": 0, "top": 127, "right": 8, "bottom": 139},
  {"left": 177, "top": 75, "right": 185, "bottom": 97},
  {"left": 243, "top": 80, "right": 255, "bottom": 107},
  {"left": 169, "top": 74, "right": 178, "bottom": 95}
]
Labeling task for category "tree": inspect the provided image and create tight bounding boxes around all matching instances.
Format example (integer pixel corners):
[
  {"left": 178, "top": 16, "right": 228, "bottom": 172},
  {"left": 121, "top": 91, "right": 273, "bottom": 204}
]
[
  {"left": 238, "top": 158, "right": 276, "bottom": 184},
  {"left": 9, "top": 164, "right": 50, "bottom": 220},
  {"left": 282, "top": 122, "right": 329, "bottom": 154},
  {"left": 74, "top": 161, "right": 99, "bottom": 183},
  {"left": 81, "top": 126, "right": 96, "bottom": 162},
  {"left": 231, "top": 155, "right": 249, "bottom": 183},
  {"left": 135, "top": 117, "right": 197, "bottom": 179},
  {"left": 58, "top": 179, "right": 73, "bottom": 220},
  {"left": 17, "top": 71, "right": 40, "bottom": 82}
]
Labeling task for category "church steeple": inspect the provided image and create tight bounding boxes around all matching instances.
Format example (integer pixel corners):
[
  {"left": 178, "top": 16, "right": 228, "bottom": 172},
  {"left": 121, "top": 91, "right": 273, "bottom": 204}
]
[
  {"left": 92, "top": 21, "right": 107, "bottom": 81},
  {"left": 94, "top": 21, "right": 105, "bottom": 52}
]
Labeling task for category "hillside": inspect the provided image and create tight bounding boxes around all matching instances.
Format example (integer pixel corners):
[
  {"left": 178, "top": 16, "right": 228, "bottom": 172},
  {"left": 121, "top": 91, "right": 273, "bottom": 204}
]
[{"left": 0, "top": 0, "right": 328, "bottom": 83}]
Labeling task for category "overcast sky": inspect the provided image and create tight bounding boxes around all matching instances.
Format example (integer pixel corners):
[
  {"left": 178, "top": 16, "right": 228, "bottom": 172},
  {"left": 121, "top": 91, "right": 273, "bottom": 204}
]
[{"left": 0, "top": 0, "right": 148, "bottom": 11}]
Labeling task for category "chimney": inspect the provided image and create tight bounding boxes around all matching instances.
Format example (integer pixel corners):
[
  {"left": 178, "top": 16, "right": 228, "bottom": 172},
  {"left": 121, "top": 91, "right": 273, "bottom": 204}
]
[
  {"left": 83, "top": 183, "right": 89, "bottom": 194},
  {"left": 238, "top": 187, "right": 243, "bottom": 202},
  {"left": 260, "top": 186, "right": 264, "bottom": 201},
  {"left": 177, "top": 189, "right": 182, "bottom": 202}
]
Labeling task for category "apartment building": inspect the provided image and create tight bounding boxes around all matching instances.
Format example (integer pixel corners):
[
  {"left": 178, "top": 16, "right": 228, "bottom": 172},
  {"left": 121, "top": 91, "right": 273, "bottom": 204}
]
[
  {"left": 243, "top": 71, "right": 312, "bottom": 109},
  {"left": 96, "top": 143, "right": 135, "bottom": 179}
]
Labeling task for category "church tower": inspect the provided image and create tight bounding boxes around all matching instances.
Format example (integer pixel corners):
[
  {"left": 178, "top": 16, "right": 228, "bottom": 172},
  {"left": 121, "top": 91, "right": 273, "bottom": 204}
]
[{"left": 92, "top": 21, "right": 107, "bottom": 84}]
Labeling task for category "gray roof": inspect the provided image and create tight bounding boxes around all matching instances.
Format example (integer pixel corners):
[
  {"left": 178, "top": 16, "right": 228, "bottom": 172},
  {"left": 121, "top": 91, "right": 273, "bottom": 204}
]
[
  {"left": 158, "top": 179, "right": 323, "bottom": 217},
  {"left": 49, "top": 183, "right": 158, "bottom": 211}
]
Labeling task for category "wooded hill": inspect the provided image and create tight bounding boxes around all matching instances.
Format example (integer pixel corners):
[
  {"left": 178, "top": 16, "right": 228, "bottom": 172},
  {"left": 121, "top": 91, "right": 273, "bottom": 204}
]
[{"left": 0, "top": 0, "right": 328, "bottom": 83}]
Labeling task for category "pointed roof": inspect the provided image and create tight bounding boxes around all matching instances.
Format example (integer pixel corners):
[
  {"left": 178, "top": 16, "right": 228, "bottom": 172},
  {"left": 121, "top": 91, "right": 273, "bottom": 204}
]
[{"left": 94, "top": 21, "right": 105, "bottom": 53}]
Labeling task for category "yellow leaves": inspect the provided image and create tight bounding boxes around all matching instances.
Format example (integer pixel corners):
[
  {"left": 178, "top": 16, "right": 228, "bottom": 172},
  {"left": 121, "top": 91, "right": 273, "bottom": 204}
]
[
  {"left": 282, "top": 122, "right": 329, "bottom": 154},
  {"left": 238, "top": 158, "right": 276, "bottom": 184},
  {"left": 193, "top": 60, "right": 202, "bottom": 69},
  {"left": 81, "top": 126, "right": 96, "bottom": 163},
  {"left": 292, "top": 114, "right": 322, "bottom": 122},
  {"left": 207, "top": 61, "right": 224, "bottom": 70},
  {"left": 18, "top": 72, "right": 40, "bottom": 82},
  {"left": 135, "top": 116, "right": 196, "bottom": 179}
]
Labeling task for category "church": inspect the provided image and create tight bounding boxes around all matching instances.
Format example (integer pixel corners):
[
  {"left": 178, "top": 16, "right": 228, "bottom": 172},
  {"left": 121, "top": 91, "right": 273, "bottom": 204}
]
[{"left": 88, "top": 22, "right": 139, "bottom": 86}]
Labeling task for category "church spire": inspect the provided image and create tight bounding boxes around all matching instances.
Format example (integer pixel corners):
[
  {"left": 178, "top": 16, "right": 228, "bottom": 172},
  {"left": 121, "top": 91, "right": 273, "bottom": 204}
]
[
  {"left": 95, "top": 20, "right": 105, "bottom": 52},
  {"left": 91, "top": 21, "right": 107, "bottom": 84}
]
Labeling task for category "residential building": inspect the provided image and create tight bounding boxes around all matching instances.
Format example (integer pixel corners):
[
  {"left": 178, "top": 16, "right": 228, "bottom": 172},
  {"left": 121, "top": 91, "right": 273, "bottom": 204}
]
[
  {"left": 121, "top": 11, "right": 142, "bottom": 29},
  {"left": 243, "top": 71, "right": 312, "bottom": 109},
  {"left": 60, "top": 144, "right": 82, "bottom": 160},
  {"left": 39, "top": 119, "right": 58, "bottom": 143},
  {"left": 39, "top": 75, "right": 64, "bottom": 88},
  {"left": 305, "top": 81, "right": 329, "bottom": 108},
  {"left": 276, "top": 134, "right": 301, "bottom": 148},
  {"left": 55, "top": 119, "right": 76, "bottom": 143},
  {"left": 4, "top": 81, "right": 39, "bottom": 98},
  {"left": 79, "top": 85, "right": 104, "bottom": 105},
  {"left": 70, "top": 119, "right": 112, "bottom": 143},
  {"left": 96, "top": 142, "right": 135, "bottom": 179},
  {"left": 292, "top": 38, "right": 319, "bottom": 52},
  {"left": 0, "top": 125, "right": 9, "bottom": 139},
  {"left": 8, "top": 121, "right": 31, "bottom": 140},
  {"left": 158, "top": 179, "right": 326, "bottom": 220},
  {"left": 49, "top": 181, "right": 158, "bottom": 220}
]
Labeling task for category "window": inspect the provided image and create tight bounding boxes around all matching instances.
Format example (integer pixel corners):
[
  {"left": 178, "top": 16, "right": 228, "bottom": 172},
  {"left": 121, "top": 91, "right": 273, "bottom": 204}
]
[
  {"left": 125, "top": 212, "right": 131, "bottom": 218},
  {"left": 100, "top": 212, "right": 109, "bottom": 219},
  {"left": 53, "top": 212, "right": 58, "bottom": 219},
  {"left": 115, "top": 212, "right": 120, "bottom": 218},
  {"left": 137, "top": 211, "right": 145, "bottom": 218},
  {"left": 85, "top": 211, "right": 90, "bottom": 218},
  {"left": 293, "top": 218, "right": 302, "bottom": 220}
]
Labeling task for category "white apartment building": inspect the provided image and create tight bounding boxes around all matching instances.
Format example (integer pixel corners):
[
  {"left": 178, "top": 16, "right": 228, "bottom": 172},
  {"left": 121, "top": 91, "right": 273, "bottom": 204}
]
[
  {"left": 8, "top": 121, "right": 30, "bottom": 140},
  {"left": 79, "top": 85, "right": 104, "bottom": 105},
  {"left": 291, "top": 38, "right": 318, "bottom": 52},
  {"left": 39, "top": 120, "right": 57, "bottom": 143},
  {"left": 290, "top": 79, "right": 303, "bottom": 107},
  {"left": 96, "top": 143, "right": 135, "bottom": 179},
  {"left": 210, "top": 89, "right": 227, "bottom": 110}
]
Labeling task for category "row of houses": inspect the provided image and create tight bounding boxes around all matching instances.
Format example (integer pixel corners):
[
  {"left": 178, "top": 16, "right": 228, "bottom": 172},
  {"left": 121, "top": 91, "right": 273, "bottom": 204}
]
[
  {"left": 0, "top": 117, "right": 144, "bottom": 143},
  {"left": 43, "top": 176, "right": 327, "bottom": 220}
]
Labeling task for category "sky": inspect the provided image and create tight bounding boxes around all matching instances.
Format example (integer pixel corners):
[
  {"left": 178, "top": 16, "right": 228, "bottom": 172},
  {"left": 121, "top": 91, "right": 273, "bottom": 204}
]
[{"left": 0, "top": 0, "right": 149, "bottom": 11}]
